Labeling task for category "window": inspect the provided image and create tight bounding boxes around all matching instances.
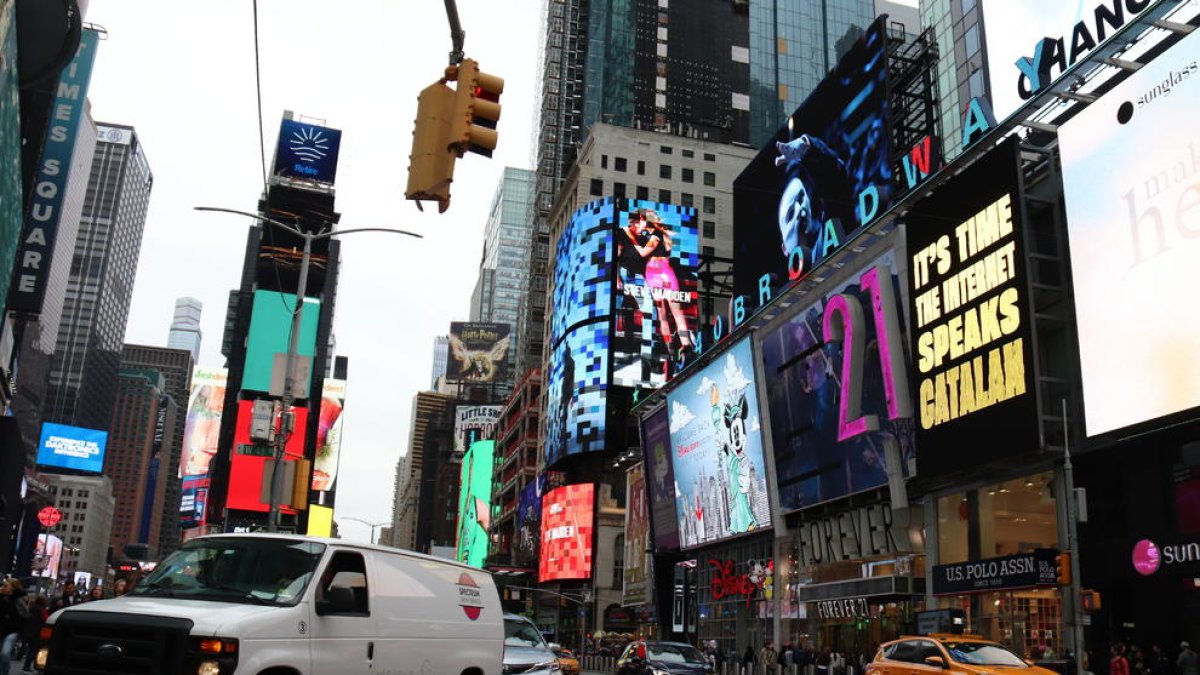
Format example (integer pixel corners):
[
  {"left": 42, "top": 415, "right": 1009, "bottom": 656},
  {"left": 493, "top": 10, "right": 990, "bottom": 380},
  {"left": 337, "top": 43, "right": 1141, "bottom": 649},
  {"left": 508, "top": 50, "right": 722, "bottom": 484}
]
[
  {"left": 702, "top": 245, "right": 715, "bottom": 258},
  {"left": 682, "top": 168, "right": 694, "bottom": 183},
  {"left": 969, "top": 69, "right": 985, "bottom": 100},
  {"left": 637, "top": 160, "right": 645, "bottom": 175},
  {"left": 659, "top": 164, "right": 672, "bottom": 179},
  {"left": 636, "top": 186, "right": 649, "bottom": 200},
  {"left": 613, "top": 534, "right": 625, "bottom": 590},
  {"left": 682, "top": 149, "right": 694, "bottom": 158},
  {"left": 659, "top": 189, "right": 671, "bottom": 203},
  {"left": 681, "top": 193, "right": 694, "bottom": 207},
  {"left": 703, "top": 171, "right": 716, "bottom": 187},
  {"left": 964, "top": 24, "right": 980, "bottom": 57},
  {"left": 590, "top": 179, "right": 603, "bottom": 196},
  {"left": 704, "top": 153, "right": 716, "bottom": 161},
  {"left": 703, "top": 220, "right": 716, "bottom": 238},
  {"left": 316, "top": 551, "right": 370, "bottom": 615},
  {"left": 660, "top": 145, "right": 673, "bottom": 155},
  {"left": 601, "top": 154, "right": 608, "bottom": 169},
  {"left": 614, "top": 182, "right": 627, "bottom": 199},
  {"left": 615, "top": 157, "right": 627, "bottom": 172},
  {"left": 703, "top": 196, "right": 716, "bottom": 214}
]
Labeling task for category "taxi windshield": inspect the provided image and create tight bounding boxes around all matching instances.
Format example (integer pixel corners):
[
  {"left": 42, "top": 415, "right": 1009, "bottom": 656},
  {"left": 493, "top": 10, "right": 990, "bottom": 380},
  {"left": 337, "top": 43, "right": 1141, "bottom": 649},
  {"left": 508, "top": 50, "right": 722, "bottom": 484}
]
[
  {"left": 945, "top": 642, "right": 1028, "bottom": 667},
  {"left": 134, "top": 537, "right": 326, "bottom": 606}
]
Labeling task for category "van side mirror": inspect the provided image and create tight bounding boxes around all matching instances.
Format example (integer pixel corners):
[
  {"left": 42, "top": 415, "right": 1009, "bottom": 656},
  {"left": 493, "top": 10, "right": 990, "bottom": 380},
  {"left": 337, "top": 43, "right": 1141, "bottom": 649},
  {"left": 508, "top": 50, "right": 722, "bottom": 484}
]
[
  {"left": 925, "top": 656, "right": 947, "bottom": 669},
  {"left": 316, "top": 586, "right": 356, "bottom": 615}
]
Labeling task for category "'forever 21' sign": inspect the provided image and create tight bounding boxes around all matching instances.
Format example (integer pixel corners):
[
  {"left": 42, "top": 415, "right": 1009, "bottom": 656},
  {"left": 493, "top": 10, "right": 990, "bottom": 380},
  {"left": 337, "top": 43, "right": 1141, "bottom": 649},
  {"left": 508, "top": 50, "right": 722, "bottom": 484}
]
[{"left": 932, "top": 549, "right": 1059, "bottom": 595}]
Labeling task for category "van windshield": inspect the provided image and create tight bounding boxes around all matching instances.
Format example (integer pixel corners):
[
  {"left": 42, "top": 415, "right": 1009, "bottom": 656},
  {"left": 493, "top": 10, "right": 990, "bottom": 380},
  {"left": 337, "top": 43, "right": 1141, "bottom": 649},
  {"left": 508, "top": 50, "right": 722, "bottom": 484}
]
[
  {"left": 505, "top": 619, "right": 548, "bottom": 648},
  {"left": 134, "top": 537, "right": 326, "bottom": 606}
]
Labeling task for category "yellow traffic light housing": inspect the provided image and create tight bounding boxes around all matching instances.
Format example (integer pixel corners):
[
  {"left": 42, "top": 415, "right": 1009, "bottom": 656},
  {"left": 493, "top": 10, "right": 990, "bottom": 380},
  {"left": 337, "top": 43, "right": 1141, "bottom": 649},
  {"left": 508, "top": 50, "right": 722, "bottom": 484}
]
[
  {"left": 405, "top": 81, "right": 458, "bottom": 213},
  {"left": 446, "top": 58, "right": 504, "bottom": 158},
  {"left": 1055, "top": 552, "right": 1072, "bottom": 585}
]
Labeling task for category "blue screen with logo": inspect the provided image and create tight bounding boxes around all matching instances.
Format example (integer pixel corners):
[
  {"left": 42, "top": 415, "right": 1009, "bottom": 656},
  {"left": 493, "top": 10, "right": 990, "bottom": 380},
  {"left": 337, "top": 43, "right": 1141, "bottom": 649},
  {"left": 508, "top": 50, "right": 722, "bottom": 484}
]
[
  {"left": 272, "top": 119, "right": 342, "bottom": 184},
  {"left": 37, "top": 422, "right": 108, "bottom": 473}
]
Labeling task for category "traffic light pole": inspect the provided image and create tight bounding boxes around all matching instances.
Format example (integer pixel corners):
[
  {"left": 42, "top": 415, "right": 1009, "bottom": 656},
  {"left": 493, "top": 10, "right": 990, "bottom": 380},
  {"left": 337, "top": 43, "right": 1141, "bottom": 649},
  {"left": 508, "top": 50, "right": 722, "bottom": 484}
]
[
  {"left": 1062, "top": 399, "right": 1085, "bottom": 675},
  {"left": 443, "top": 0, "right": 465, "bottom": 65}
]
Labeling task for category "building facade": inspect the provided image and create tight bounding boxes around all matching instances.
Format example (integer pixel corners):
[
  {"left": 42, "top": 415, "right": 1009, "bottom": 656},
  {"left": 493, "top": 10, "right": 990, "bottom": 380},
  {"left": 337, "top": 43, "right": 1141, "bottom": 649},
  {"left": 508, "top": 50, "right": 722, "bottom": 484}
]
[
  {"left": 43, "top": 474, "right": 115, "bottom": 582},
  {"left": 919, "top": 0, "right": 988, "bottom": 163},
  {"left": 166, "top": 296, "right": 203, "bottom": 361},
  {"left": 389, "top": 391, "right": 455, "bottom": 552}
]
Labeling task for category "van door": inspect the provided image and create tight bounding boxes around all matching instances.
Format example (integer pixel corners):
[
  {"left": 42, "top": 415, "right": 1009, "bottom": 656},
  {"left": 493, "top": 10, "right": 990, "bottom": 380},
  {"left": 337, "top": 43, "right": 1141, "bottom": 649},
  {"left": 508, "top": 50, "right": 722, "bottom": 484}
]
[{"left": 309, "top": 550, "right": 375, "bottom": 674}]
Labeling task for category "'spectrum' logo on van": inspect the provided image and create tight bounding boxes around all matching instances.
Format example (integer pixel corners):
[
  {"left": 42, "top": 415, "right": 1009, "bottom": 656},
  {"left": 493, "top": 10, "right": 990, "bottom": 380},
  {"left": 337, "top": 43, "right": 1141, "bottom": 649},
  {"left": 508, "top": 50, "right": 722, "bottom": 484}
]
[{"left": 457, "top": 572, "right": 484, "bottom": 620}]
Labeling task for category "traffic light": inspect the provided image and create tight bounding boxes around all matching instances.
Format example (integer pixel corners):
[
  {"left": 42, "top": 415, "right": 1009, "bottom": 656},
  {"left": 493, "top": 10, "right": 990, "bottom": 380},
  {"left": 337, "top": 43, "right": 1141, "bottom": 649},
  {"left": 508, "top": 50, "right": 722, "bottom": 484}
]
[
  {"left": 446, "top": 58, "right": 504, "bottom": 158},
  {"left": 405, "top": 81, "right": 458, "bottom": 213},
  {"left": 1055, "top": 552, "right": 1072, "bottom": 585},
  {"left": 1081, "top": 589, "right": 1102, "bottom": 612}
]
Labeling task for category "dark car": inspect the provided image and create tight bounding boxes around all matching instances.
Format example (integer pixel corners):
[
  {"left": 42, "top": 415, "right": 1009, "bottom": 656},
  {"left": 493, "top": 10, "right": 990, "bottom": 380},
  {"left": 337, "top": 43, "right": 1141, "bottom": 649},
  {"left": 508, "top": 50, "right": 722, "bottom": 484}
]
[{"left": 617, "top": 641, "right": 714, "bottom": 675}]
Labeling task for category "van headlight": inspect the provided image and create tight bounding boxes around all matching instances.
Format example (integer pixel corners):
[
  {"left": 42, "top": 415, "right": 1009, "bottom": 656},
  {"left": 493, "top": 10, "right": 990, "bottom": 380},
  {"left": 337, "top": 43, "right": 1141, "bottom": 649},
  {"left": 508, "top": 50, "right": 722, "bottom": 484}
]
[{"left": 189, "top": 637, "right": 239, "bottom": 674}]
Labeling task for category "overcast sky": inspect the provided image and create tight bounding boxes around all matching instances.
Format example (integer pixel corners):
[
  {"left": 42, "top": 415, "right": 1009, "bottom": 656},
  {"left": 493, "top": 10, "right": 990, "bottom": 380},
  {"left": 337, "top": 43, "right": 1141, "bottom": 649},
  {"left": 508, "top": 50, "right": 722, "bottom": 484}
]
[{"left": 84, "top": 0, "right": 543, "bottom": 543}]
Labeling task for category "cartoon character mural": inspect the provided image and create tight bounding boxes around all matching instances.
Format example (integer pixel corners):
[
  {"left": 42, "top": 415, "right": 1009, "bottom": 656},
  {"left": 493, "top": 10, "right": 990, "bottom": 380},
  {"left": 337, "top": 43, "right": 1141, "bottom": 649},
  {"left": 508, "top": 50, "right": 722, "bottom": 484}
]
[{"left": 710, "top": 385, "right": 757, "bottom": 533}]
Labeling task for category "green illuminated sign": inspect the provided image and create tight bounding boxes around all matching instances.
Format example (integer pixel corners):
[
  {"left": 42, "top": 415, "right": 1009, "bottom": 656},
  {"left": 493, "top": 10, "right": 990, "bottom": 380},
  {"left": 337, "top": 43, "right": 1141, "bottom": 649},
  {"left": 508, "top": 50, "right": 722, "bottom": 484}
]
[{"left": 456, "top": 440, "right": 495, "bottom": 567}]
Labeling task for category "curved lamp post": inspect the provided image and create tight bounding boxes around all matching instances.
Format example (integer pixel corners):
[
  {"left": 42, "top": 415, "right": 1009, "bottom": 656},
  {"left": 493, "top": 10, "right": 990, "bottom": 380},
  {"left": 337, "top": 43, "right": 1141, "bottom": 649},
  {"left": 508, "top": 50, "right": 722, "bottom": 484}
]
[{"left": 337, "top": 516, "right": 390, "bottom": 545}]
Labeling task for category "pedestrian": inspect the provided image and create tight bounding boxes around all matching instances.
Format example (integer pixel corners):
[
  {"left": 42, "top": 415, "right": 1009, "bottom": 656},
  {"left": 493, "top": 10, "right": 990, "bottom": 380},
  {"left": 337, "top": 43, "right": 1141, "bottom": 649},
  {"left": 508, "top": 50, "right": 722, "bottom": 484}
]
[
  {"left": 1112, "top": 644, "right": 1132, "bottom": 675},
  {"left": 831, "top": 649, "right": 846, "bottom": 675},
  {"left": 86, "top": 585, "right": 105, "bottom": 602},
  {"left": 51, "top": 581, "right": 79, "bottom": 611},
  {"left": 1179, "top": 642, "right": 1198, "bottom": 675},
  {"left": 761, "top": 639, "right": 780, "bottom": 672},
  {"left": 1, "top": 578, "right": 31, "bottom": 675},
  {"left": 817, "top": 647, "right": 833, "bottom": 675},
  {"left": 745, "top": 644, "right": 757, "bottom": 665},
  {"left": 21, "top": 595, "right": 50, "bottom": 673},
  {"left": 782, "top": 641, "right": 795, "bottom": 668}
]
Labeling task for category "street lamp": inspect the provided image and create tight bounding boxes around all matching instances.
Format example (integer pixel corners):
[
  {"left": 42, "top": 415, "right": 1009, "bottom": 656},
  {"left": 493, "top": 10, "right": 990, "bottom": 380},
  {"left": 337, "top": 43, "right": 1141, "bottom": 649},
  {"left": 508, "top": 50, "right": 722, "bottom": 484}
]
[
  {"left": 195, "top": 206, "right": 423, "bottom": 531},
  {"left": 337, "top": 516, "right": 389, "bottom": 545}
]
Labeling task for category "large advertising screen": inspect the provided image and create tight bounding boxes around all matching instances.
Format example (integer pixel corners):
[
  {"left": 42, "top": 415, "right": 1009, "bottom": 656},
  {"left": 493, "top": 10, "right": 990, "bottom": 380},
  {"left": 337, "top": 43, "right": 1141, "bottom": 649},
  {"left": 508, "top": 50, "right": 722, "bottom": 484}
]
[
  {"left": 272, "top": 118, "right": 343, "bottom": 185},
  {"left": 453, "top": 405, "right": 502, "bottom": 460},
  {"left": 243, "top": 290, "right": 320, "bottom": 396},
  {"left": 36, "top": 423, "right": 108, "bottom": 474},
  {"left": 313, "top": 378, "right": 346, "bottom": 493},
  {"left": 760, "top": 251, "right": 915, "bottom": 512},
  {"left": 641, "top": 405, "right": 679, "bottom": 551},
  {"left": 456, "top": 440, "right": 495, "bottom": 568},
  {"left": 733, "top": 18, "right": 891, "bottom": 298},
  {"left": 1058, "top": 26, "right": 1200, "bottom": 438},
  {"left": 447, "top": 322, "right": 511, "bottom": 384},
  {"left": 545, "top": 321, "right": 609, "bottom": 467},
  {"left": 905, "top": 136, "right": 1038, "bottom": 473},
  {"left": 514, "top": 475, "right": 548, "bottom": 566},
  {"left": 666, "top": 338, "right": 771, "bottom": 549},
  {"left": 180, "top": 367, "right": 228, "bottom": 480},
  {"left": 623, "top": 463, "right": 651, "bottom": 606},
  {"left": 225, "top": 401, "right": 308, "bottom": 512},
  {"left": 33, "top": 534, "right": 63, "bottom": 579},
  {"left": 539, "top": 483, "right": 595, "bottom": 582}
]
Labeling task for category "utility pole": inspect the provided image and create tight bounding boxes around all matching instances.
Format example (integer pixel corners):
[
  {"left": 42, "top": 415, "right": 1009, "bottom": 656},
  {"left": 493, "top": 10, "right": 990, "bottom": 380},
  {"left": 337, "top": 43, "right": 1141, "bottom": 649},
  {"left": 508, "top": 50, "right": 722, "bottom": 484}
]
[{"left": 1062, "top": 399, "right": 1086, "bottom": 675}]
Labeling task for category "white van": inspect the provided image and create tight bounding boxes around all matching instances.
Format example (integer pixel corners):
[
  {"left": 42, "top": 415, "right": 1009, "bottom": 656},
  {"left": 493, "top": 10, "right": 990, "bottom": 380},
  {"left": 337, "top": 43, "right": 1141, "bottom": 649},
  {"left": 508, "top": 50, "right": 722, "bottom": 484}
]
[{"left": 35, "top": 533, "right": 504, "bottom": 675}]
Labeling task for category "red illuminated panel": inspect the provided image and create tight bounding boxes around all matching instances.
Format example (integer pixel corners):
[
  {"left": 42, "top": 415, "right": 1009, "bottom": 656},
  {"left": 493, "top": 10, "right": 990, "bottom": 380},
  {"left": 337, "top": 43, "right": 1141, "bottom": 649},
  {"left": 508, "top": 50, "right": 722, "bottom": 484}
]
[
  {"left": 226, "top": 400, "right": 308, "bottom": 512},
  {"left": 539, "top": 483, "right": 595, "bottom": 582}
]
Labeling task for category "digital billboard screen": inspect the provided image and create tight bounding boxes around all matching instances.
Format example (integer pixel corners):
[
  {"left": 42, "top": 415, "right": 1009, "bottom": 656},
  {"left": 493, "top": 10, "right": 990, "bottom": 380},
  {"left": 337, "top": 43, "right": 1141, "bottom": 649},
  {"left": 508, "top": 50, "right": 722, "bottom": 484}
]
[
  {"left": 760, "top": 251, "right": 915, "bottom": 512},
  {"left": 514, "top": 475, "right": 547, "bottom": 566},
  {"left": 272, "top": 118, "right": 343, "bottom": 185},
  {"left": 545, "top": 320, "right": 609, "bottom": 467},
  {"left": 225, "top": 400, "right": 308, "bottom": 512},
  {"left": 640, "top": 404, "right": 679, "bottom": 551},
  {"left": 181, "top": 367, "right": 228, "bottom": 480},
  {"left": 623, "top": 462, "right": 651, "bottom": 606},
  {"left": 456, "top": 440, "right": 495, "bottom": 568},
  {"left": 539, "top": 483, "right": 595, "bottom": 582},
  {"left": 905, "top": 136, "right": 1038, "bottom": 473},
  {"left": 1058, "top": 26, "right": 1200, "bottom": 437},
  {"left": 313, "top": 378, "right": 346, "bottom": 493},
  {"left": 447, "top": 322, "right": 511, "bottom": 384},
  {"left": 180, "top": 475, "right": 209, "bottom": 529},
  {"left": 453, "top": 405, "right": 502, "bottom": 460},
  {"left": 733, "top": 17, "right": 891, "bottom": 298},
  {"left": 36, "top": 423, "right": 107, "bottom": 474},
  {"left": 666, "top": 338, "right": 771, "bottom": 549},
  {"left": 243, "top": 290, "right": 320, "bottom": 396}
]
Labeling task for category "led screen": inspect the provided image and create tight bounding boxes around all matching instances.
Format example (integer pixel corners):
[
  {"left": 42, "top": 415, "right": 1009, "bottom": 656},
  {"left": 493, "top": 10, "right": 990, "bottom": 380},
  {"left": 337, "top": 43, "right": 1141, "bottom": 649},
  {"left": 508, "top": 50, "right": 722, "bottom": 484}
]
[
  {"left": 544, "top": 321, "right": 609, "bottom": 467},
  {"left": 539, "top": 483, "right": 595, "bottom": 582},
  {"left": 180, "top": 475, "right": 209, "bottom": 529},
  {"left": 272, "top": 118, "right": 343, "bottom": 185},
  {"left": 623, "top": 462, "right": 651, "bottom": 606},
  {"left": 640, "top": 404, "right": 679, "bottom": 551},
  {"left": 33, "top": 534, "right": 63, "bottom": 579},
  {"left": 446, "top": 322, "right": 511, "bottom": 384},
  {"left": 549, "top": 200, "right": 615, "bottom": 347},
  {"left": 36, "top": 423, "right": 108, "bottom": 474},
  {"left": 180, "top": 367, "right": 228, "bottom": 480},
  {"left": 905, "top": 136, "right": 1038, "bottom": 473},
  {"left": 456, "top": 440, "right": 494, "bottom": 568},
  {"left": 242, "top": 290, "right": 320, "bottom": 396},
  {"left": 313, "top": 378, "right": 346, "bottom": 493},
  {"left": 733, "top": 17, "right": 891, "bottom": 298},
  {"left": 225, "top": 400, "right": 308, "bottom": 512},
  {"left": 760, "top": 251, "right": 915, "bottom": 512},
  {"left": 453, "top": 405, "right": 502, "bottom": 460},
  {"left": 666, "top": 338, "right": 771, "bottom": 549},
  {"left": 514, "top": 475, "right": 550, "bottom": 566},
  {"left": 1058, "top": 26, "right": 1200, "bottom": 437}
]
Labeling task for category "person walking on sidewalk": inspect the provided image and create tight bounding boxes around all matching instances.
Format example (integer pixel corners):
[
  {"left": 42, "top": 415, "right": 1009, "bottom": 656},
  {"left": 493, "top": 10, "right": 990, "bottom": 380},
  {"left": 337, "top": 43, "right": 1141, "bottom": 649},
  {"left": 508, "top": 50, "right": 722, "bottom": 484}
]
[
  {"left": 20, "top": 595, "right": 49, "bottom": 673},
  {"left": 0, "top": 578, "right": 31, "bottom": 675},
  {"left": 1179, "top": 642, "right": 1198, "bottom": 675}
]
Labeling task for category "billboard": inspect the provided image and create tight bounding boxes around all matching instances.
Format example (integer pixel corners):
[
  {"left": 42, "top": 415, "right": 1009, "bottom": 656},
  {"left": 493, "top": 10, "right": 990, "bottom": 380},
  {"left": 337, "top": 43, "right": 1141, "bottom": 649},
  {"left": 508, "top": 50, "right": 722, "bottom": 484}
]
[
  {"left": 545, "top": 321, "right": 609, "bottom": 466},
  {"left": 0, "top": 2, "right": 22, "bottom": 309},
  {"left": 1058, "top": 27, "right": 1200, "bottom": 437},
  {"left": 456, "top": 440, "right": 495, "bottom": 568},
  {"left": 243, "top": 290, "right": 321, "bottom": 396},
  {"left": 760, "top": 251, "right": 915, "bottom": 512},
  {"left": 180, "top": 367, "right": 228, "bottom": 480},
  {"left": 447, "top": 322, "right": 511, "bottom": 384},
  {"left": 33, "top": 534, "right": 63, "bottom": 579},
  {"left": 453, "top": 405, "right": 502, "bottom": 459},
  {"left": 514, "top": 476, "right": 548, "bottom": 566},
  {"left": 539, "top": 483, "right": 595, "bottom": 582},
  {"left": 666, "top": 338, "right": 771, "bottom": 549},
  {"left": 733, "top": 18, "right": 891, "bottom": 298},
  {"left": 36, "top": 423, "right": 108, "bottom": 474},
  {"left": 313, "top": 378, "right": 346, "bottom": 492},
  {"left": 8, "top": 28, "right": 99, "bottom": 315},
  {"left": 225, "top": 401, "right": 308, "bottom": 512},
  {"left": 623, "top": 463, "right": 651, "bottom": 606},
  {"left": 905, "top": 136, "right": 1038, "bottom": 473},
  {"left": 641, "top": 405, "right": 680, "bottom": 551},
  {"left": 180, "top": 475, "right": 209, "bottom": 529},
  {"left": 272, "top": 118, "right": 343, "bottom": 185}
]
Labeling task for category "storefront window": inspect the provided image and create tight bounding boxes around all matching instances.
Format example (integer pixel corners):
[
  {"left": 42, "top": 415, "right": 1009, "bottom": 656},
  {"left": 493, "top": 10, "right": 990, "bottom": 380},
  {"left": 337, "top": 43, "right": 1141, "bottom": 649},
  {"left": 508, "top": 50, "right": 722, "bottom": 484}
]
[{"left": 696, "top": 536, "right": 773, "bottom": 661}]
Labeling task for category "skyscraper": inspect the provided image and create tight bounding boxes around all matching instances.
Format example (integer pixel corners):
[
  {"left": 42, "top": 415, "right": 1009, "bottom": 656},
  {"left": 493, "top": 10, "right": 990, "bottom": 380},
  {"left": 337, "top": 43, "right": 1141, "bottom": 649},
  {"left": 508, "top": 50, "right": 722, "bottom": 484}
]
[
  {"left": 430, "top": 335, "right": 449, "bottom": 390},
  {"left": 44, "top": 123, "right": 152, "bottom": 432},
  {"left": 920, "top": 0, "right": 989, "bottom": 163},
  {"left": 167, "top": 296, "right": 203, "bottom": 361}
]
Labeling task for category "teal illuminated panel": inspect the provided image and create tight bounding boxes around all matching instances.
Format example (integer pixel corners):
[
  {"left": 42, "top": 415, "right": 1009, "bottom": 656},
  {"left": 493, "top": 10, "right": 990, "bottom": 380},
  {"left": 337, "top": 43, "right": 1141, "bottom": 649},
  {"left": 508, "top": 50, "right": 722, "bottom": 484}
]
[{"left": 242, "top": 290, "right": 320, "bottom": 396}]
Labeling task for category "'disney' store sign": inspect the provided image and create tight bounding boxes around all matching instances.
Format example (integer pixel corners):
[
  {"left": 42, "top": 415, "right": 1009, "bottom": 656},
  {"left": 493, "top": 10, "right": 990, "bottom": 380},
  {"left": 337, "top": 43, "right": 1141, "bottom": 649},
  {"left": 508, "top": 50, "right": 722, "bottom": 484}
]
[{"left": 932, "top": 549, "right": 1059, "bottom": 595}]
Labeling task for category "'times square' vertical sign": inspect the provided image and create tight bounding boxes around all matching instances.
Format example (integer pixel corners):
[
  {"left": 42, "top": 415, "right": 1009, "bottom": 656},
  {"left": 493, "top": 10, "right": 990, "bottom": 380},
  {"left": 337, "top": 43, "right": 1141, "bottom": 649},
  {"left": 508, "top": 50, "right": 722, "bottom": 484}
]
[{"left": 905, "top": 136, "right": 1039, "bottom": 475}]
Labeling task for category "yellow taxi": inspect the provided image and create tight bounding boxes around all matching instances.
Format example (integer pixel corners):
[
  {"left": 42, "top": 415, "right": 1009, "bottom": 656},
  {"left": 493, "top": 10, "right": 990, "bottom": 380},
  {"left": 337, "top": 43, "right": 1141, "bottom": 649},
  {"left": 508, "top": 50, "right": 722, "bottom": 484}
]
[
  {"left": 866, "top": 635, "right": 1060, "bottom": 675},
  {"left": 555, "top": 647, "right": 581, "bottom": 675}
]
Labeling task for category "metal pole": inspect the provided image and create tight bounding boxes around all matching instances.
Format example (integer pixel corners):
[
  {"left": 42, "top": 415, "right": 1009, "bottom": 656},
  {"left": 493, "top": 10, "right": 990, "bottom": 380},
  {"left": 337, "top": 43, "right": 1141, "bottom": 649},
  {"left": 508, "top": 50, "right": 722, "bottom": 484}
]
[
  {"left": 1062, "top": 399, "right": 1085, "bottom": 675},
  {"left": 443, "top": 0, "right": 465, "bottom": 64},
  {"left": 268, "top": 232, "right": 312, "bottom": 530}
]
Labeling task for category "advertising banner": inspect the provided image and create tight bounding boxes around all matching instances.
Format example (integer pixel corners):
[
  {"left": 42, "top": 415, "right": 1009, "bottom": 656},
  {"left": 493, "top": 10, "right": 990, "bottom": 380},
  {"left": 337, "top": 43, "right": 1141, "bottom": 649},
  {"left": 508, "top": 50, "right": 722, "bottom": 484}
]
[
  {"left": 456, "top": 440, "right": 495, "bottom": 568},
  {"left": 733, "top": 18, "right": 891, "bottom": 298},
  {"left": 905, "top": 136, "right": 1038, "bottom": 475},
  {"left": 243, "top": 291, "right": 320, "bottom": 396},
  {"left": 514, "top": 475, "right": 548, "bottom": 566},
  {"left": 446, "top": 322, "right": 511, "bottom": 384},
  {"left": 623, "top": 462, "right": 651, "bottom": 606},
  {"left": 760, "top": 251, "right": 915, "bottom": 512},
  {"left": 313, "top": 378, "right": 346, "bottom": 492},
  {"left": 33, "top": 534, "right": 63, "bottom": 579},
  {"left": 36, "top": 423, "right": 108, "bottom": 474},
  {"left": 932, "top": 549, "right": 1059, "bottom": 595},
  {"left": 1058, "top": 25, "right": 1200, "bottom": 437},
  {"left": 641, "top": 405, "right": 680, "bottom": 551},
  {"left": 180, "top": 367, "right": 228, "bottom": 480},
  {"left": 8, "top": 29, "right": 99, "bottom": 315},
  {"left": 453, "top": 405, "right": 502, "bottom": 459},
  {"left": 272, "top": 118, "right": 343, "bottom": 185},
  {"left": 180, "top": 475, "right": 210, "bottom": 529},
  {"left": 666, "top": 338, "right": 771, "bottom": 549},
  {"left": 545, "top": 321, "right": 609, "bottom": 466},
  {"left": 539, "top": 483, "right": 595, "bottom": 582},
  {"left": 225, "top": 401, "right": 308, "bottom": 512}
]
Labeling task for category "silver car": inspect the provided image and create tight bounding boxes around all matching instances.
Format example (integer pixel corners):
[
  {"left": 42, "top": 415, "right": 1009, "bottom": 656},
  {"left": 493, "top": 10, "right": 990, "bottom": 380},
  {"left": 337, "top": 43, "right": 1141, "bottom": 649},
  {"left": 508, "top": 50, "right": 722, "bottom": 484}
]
[{"left": 503, "top": 613, "right": 561, "bottom": 675}]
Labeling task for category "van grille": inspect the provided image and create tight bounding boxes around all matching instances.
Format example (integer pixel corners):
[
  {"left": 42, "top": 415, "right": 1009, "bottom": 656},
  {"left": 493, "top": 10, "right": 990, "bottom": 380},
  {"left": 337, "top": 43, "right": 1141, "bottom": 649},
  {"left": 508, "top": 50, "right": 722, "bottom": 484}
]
[{"left": 46, "top": 610, "right": 193, "bottom": 675}]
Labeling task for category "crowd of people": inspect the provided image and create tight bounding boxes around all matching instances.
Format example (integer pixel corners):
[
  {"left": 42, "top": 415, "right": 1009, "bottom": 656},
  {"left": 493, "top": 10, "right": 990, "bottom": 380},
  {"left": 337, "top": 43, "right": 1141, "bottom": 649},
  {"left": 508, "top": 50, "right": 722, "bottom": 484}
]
[
  {"left": 0, "top": 576, "right": 137, "bottom": 674},
  {"left": 698, "top": 639, "right": 873, "bottom": 673},
  {"left": 1106, "top": 641, "right": 1198, "bottom": 675}
]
